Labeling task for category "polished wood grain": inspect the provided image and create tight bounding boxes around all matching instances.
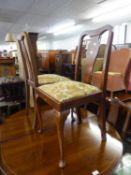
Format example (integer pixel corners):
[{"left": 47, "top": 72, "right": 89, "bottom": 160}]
[{"left": 0, "top": 107, "right": 123, "bottom": 175}]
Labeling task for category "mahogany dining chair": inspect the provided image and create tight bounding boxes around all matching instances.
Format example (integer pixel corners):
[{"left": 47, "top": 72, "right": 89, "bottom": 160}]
[
  {"left": 17, "top": 35, "right": 75, "bottom": 129},
  {"left": 20, "top": 25, "right": 113, "bottom": 167}
]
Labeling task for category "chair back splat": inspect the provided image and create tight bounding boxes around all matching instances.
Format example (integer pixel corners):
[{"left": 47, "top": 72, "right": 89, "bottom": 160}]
[
  {"left": 17, "top": 39, "right": 31, "bottom": 115},
  {"left": 21, "top": 33, "right": 38, "bottom": 87},
  {"left": 18, "top": 25, "right": 113, "bottom": 168}
]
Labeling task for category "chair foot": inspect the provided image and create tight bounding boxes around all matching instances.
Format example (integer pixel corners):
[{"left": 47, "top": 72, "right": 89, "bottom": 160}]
[
  {"left": 36, "top": 128, "right": 42, "bottom": 134},
  {"left": 59, "top": 160, "right": 66, "bottom": 168},
  {"left": 78, "top": 118, "right": 82, "bottom": 124},
  {"left": 71, "top": 117, "right": 75, "bottom": 123},
  {"left": 75, "top": 108, "right": 82, "bottom": 124},
  {"left": 101, "top": 133, "right": 106, "bottom": 141},
  {"left": 25, "top": 110, "right": 29, "bottom": 116},
  {"left": 70, "top": 108, "right": 75, "bottom": 123}
]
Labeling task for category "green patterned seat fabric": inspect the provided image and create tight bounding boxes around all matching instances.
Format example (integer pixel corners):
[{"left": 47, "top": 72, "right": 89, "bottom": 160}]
[
  {"left": 38, "top": 80, "right": 100, "bottom": 102},
  {"left": 38, "top": 74, "right": 70, "bottom": 85},
  {"left": 112, "top": 154, "right": 131, "bottom": 175}
]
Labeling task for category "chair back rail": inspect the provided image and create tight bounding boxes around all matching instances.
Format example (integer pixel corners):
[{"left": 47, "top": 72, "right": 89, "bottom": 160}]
[
  {"left": 19, "top": 33, "right": 39, "bottom": 87},
  {"left": 17, "top": 40, "right": 29, "bottom": 82}
]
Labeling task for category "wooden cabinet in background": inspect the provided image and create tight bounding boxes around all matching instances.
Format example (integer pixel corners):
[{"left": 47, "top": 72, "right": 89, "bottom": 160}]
[
  {"left": 49, "top": 50, "right": 60, "bottom": 73},
  {"left": 0, "top": 57, "right": 16, "bottom": 77},
  {"left": 38, "top": 50, "right": 59, "bottom": 73},
  {"left": 55, "top": 51, "right": 72, "bottom": 75},
  {"left": 38, "top": 50, "right": 49, "bottom": 73},
  {"left": 38, "top": 50, "right": 72, "bottom": 74},
  {"left": 0, "top": 57, "right": 15, "bottom": 64}
]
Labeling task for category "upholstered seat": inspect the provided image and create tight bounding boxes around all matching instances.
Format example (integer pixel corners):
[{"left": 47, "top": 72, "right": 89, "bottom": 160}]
[
  {"left": 38, "top": 80, "right": 100, "bottom": 102},
  {"left": 38, "top": 74, "right": 69, "bottom": 85}
]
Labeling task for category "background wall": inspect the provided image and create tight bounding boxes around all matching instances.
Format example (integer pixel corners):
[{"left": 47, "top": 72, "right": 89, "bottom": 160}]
[
  {"left": 126, "top": 23, "right": 131, "bottom": 43},
  {"left": 37, "top": 35, "right": 79, "bottom": 51},
  {"left": 37, "top": 23, "right": 131, "bottom": 51},
  {"left": 1, "top": 22, "right": 131, "bottom": 52}
]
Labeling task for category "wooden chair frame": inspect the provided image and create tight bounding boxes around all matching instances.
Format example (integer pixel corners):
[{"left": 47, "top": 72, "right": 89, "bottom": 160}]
[
  {"left": 17, "top": 34, "right": 75, "bottom": 129},
  {"left": 20, "top": 25, "right": 113, "bottom": 168},
  {"left": 17, "top": 40, "right": 30, "bottom": 115}
]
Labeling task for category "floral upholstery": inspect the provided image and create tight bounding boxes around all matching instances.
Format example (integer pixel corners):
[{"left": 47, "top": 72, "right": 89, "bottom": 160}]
[
  {"left": 38, "top": 74, "right": 69, "bottom": 85},
  {"left": 38, "top": 80, "right": 100, "bottom": 102}
]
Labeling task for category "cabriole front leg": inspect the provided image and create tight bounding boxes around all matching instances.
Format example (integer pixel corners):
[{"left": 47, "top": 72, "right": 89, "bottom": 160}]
[
  {"left": 97, "top": 98, "right": 106, "bottom": 141},
  {"left": 25, "top": 83, "right": 30, "bottom": 116},
  {"left": 34, "top": 94, "right": 43, "bottom": 133},
  {"left": 55, "top": 110, "right": 68, "bottom": 168}
]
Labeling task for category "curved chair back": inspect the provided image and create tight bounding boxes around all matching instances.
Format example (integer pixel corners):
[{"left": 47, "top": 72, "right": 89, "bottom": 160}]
[
  {"left": 18, "top": 33, "right": 39, "bottom": 87},
  {"left": 75, "top": 25, "right": 113, "bottom": 95}
]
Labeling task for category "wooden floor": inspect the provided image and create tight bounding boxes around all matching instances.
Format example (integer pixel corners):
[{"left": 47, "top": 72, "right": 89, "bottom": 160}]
[{"left": 0, "top": 106, "right": 123, "bottom": 175}]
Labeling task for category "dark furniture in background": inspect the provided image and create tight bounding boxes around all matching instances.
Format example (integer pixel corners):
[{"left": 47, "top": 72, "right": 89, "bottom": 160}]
[
  {"left": 38, "top": 50, "right": 75, "bottom": 75},
  {"left": 62, "top": 63, "right": 75, "bottom": 79},
  {"left": 0, "top": 77, "right": 25, "bottom": 120},
  {"left": 55, "top": 51, "right": 72, "bottom": 75},
  {"left": 0, "top": 57, "right": 16, "bottom": 77},
  {"left": 38, "top": 50, "right": 61, "bottom": 73},
  {"left": 0, "top": 57, "right": 25, "bottom": 121}
]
